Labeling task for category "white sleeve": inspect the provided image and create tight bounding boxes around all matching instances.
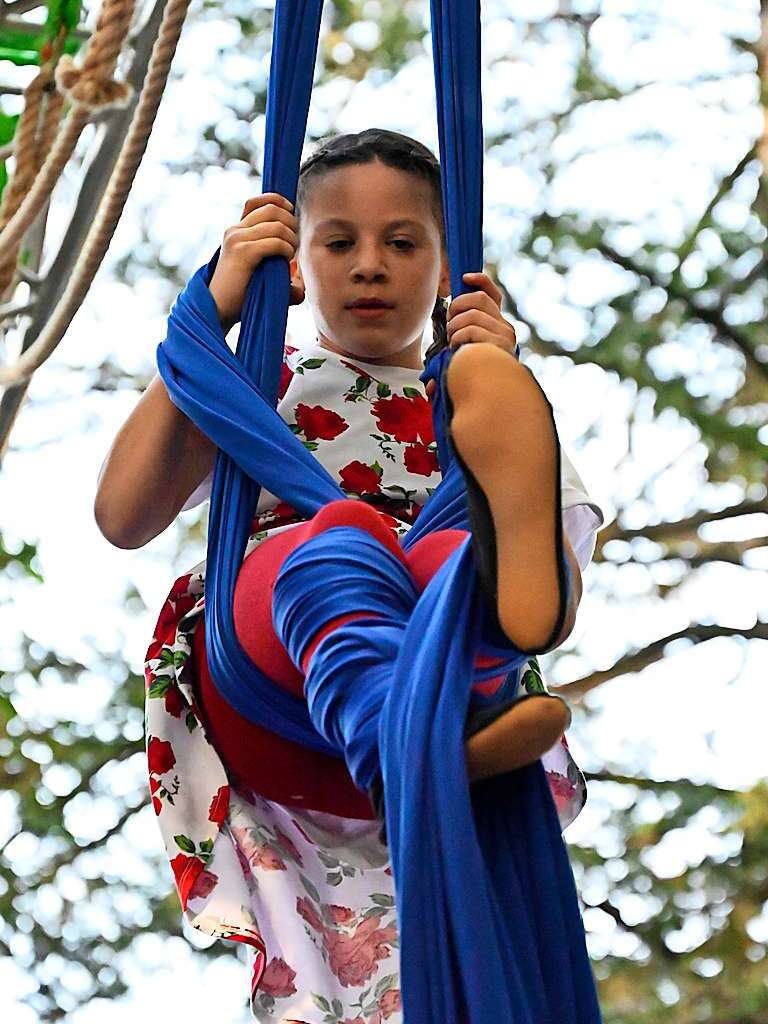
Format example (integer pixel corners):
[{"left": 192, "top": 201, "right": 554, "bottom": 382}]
[
  {"left": 560, "top": 445, "right": 606, "bottom": 571},
  {"left": 181, "top": 470, "right": 213, "bottom": 511}
]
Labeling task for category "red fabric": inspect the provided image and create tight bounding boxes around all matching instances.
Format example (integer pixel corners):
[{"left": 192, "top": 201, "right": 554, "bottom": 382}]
[
  {"left": 190, "top": 501, "right": 506, "bottom": 816},
  {"left": 192, "top": 620, "right": 375, "bottom": 817}
]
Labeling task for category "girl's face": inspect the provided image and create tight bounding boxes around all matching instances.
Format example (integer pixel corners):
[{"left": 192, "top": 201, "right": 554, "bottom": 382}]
[{"left": 291, "top": 160, "right": 450, "bottom": 369}]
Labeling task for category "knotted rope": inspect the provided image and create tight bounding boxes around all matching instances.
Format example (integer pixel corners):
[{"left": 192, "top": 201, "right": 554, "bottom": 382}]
[
  {"left": 0, "top": 0, "right": 136, "bottom": 296},
  {"left": 0, "top": 0, "right": 191, "bottom": 389}
]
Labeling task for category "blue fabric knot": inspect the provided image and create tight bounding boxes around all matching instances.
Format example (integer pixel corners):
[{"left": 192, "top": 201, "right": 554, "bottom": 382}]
[{"left": 273, "top": 525, "right": 528, "bottom": 791}]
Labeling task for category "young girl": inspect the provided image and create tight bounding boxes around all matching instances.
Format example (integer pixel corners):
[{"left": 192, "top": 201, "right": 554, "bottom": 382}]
[{"left": 96, "top": 129, "right": 604, "bottom": 1023}]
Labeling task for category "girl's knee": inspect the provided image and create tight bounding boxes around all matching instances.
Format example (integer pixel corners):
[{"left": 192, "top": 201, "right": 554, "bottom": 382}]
[{"left": 310, "top": 499, "right": 405, "bottom": 562}]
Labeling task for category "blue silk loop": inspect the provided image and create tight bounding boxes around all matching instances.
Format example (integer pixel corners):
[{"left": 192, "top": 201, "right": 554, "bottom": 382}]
[
  {"left": 272, "top": 525, "right": 520, "bottom": 791},
  {"left": 155, "top": 0, "right": 603, "bottom": 1019}
]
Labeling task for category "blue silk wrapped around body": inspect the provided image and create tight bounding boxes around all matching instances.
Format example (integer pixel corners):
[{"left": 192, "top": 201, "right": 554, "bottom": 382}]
[{"left": 157, "top": 1, "right": 603, "bottom": 1020}]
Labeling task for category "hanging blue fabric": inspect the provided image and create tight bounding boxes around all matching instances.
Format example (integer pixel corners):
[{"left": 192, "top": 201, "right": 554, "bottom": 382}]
[
  {"left": 159, "top": 0, "right": 337, "bottom": 753},
  {"left": 157, "top": 0, "right": 603, "bottom": 1019}
]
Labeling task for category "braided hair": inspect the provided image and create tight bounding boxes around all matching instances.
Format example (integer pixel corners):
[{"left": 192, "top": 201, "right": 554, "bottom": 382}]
[{"left": 295, "top": 129, "right": 450, "bottom": 362}]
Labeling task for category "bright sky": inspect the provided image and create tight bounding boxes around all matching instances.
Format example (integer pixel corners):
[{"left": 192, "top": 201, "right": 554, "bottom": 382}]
[{"left": 1, "top": 0, "right": 766, "bottom": 1019}]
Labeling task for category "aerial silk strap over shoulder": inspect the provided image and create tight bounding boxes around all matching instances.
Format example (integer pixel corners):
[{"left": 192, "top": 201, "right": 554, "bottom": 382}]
[{"left": 157, "top": 1, "right": 603, "bottom": 1020}]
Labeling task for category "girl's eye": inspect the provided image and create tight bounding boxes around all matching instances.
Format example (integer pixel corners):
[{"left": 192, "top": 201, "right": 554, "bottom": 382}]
[{"left": 325, "top": 239, "right": 415, "bottom": 251}]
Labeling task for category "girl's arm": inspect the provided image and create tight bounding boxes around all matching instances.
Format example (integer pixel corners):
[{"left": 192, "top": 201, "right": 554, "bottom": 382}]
[
  {"left": 94, "top": 374, "right": 217, "bottom": 548},
  {"left": 95, "top": 192, "right": 299, "bottom": 549}
]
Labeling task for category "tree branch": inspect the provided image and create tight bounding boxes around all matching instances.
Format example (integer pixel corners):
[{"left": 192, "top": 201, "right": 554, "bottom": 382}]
[
  {"left": 593, "top": 238, "right": 768, "bottom": 382},
  {"left": 676, "top": 146, "right": 758, "bottom": 264},
  {"left": 554, "top": 621, "right": 768, "bottom": 699},
  {"left": 583, "top": 770, "right": 738, "bottom": 800},
  {"left": 597, "top": 536, "right": 768, "bottom": 569},
  {"left": 38, "top": 802, "right": 142, "bottom": 885},
  {"left": 0, "top": 742, "right": 144, "bottom": 858},
  {"left": 596, "top": 498, "right": 768, "bottom": 547}
]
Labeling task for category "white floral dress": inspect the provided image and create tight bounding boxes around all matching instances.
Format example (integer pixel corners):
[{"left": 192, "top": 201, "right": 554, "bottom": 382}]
[{"left": 144, "top": 339, "right": 605, "bottom": 1023}]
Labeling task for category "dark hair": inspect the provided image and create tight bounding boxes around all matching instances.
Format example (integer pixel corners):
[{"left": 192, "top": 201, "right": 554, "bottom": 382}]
[{"left": 296, "top": 128, "right": 449, "bottom": 362}]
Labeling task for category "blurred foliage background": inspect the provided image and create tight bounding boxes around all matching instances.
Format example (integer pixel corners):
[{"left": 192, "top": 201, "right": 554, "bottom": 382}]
[{"left": 1, "top": 0, "right": 767, "bottom": 1020}]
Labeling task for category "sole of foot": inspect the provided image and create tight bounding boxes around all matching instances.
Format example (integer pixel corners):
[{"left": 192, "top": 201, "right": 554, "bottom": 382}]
[
  {"left": 464, "top": 695, "right": 570, "bottom": 782},
  {"left": 445, "top": 342, "right": 563, "bottom": 653}
]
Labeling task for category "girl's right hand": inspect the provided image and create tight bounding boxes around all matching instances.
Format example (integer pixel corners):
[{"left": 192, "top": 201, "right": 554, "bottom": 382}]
[{"left": 207, "top": 193, "right": 303, "bottom": 326}]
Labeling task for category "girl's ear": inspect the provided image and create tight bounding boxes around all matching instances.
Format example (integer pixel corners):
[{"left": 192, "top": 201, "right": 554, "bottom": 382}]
[
  {"left": 289, "top": 257, "right": 305, "bottom": 307},
  {"left": 438, "top": 254, "right": 451, "bottom": 299}
]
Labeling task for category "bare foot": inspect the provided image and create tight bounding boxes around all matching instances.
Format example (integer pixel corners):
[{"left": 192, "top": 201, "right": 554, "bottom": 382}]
[
  {"left": 464, "top": 694, "right": 570, "bottom": 781},
  {"left": 445, "top": 343, "right": 565, "bottom": 653}
]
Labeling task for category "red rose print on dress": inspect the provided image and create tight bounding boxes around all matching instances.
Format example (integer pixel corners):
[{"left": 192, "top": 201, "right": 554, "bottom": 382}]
[
  {"left": 296, "top": 895, "right": 323, "bottom": 931},
  {"left": 403, "top": 442, "right": 439, "bottom": 477},
  {"left": 252, "top": 844, "right": 286, "bottom": 871},
  {"left": 294, "top": 403, "right": 349, "bottom": 441},
  {"left": 188, "top": 867, "right": 218, "bottom": 902},
  {"left": 259, "top": 956, "right": 297, "bottom": 999},
  {"left": 378, "top": 988, "right": 401, "bottom": 1019},
  {"left": 145, "top": 638, "right": 164, "bottom": 664},
  {"left": 152, "top": 576, "right": 197, "bottom": 647},
  {"left": 147, "top": 736, "right": 175, "bottom": 775},
  {"left": 278, "top": 361, "right": 294, "bottom": 401},
  {"left": 329, "top": 904, "right": 355, "bottom": 925},
  {"left": 274, "top": 826, "right": 303, "bottom": 866},
  {"left": 548, "top": 772, "right": 576, "bottom": 814},
  {"left": 170, "top": 853, "right": 205, "bottom": 911},
  {"left": 254, "top": 500, "right": 303, "bottom": 534},
  {"left": 149, "top": 776, "right": 162, "bottom": 815},
  {"left": 372, "top": 393, "right": 434, "bottom": 444},
  {"left": 324, "top": 915, "right": 398, "bottom": 988},
  {"left": 231, "top": 823, "right": 263, "bottom": 866},
  {"left": 208, "top": 785, "right": 230, "bottom": 825},
  {"left": 163, "top": 683, "right": 186, "bottom": 718},
  {"left": 339, "top": 460, "right": 383, "bottom": 495}
]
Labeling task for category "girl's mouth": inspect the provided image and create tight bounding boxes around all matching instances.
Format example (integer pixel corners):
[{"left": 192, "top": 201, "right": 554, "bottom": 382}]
[{"left": 348, "top": 306, "right": 392, "bottom": 320}]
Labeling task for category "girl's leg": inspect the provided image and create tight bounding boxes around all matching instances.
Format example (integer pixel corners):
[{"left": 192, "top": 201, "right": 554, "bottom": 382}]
[
  {"left": 190, "top": 621, "right": 375, "bottom": 817},
  {"left": 280, "top": 511, "right": 572, "bottom": 789},
  {"left": 193, "top": 494, "right": 572, "bottom": 815},
  {"left": 189, "top": 501, "right": 406, "bottom": 817},
  {"left": 444, "top": 342, "right": 582, "bottom": 653}
]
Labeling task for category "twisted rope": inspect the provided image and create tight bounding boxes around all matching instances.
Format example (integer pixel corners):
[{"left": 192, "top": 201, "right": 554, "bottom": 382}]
[
  {"left": 0, "top": 0, "right": 136, "bottom": 288},
  {"left": 0, "top": 66, "right": 59, "bottom": 297},
  {"left": 0, "top": 0, "right": 190, "bottom": 387}
]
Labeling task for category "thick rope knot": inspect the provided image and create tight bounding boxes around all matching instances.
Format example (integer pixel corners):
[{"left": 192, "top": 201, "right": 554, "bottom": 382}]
[{"left": 54, "top": 55, "right": 134, "bottom": 112}]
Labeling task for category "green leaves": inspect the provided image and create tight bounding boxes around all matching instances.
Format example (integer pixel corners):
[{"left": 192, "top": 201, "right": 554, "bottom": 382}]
[
  {"left": 368, "top": 892, "right": 394, "bottom": 907},
  {"left": 174, "top": 834, "right": 196, "bottom": 854}
]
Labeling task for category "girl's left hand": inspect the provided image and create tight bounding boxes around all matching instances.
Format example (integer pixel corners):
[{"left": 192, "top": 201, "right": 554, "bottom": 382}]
[{"left": 446, "top": 271, "right": 517, "bottom": 354}]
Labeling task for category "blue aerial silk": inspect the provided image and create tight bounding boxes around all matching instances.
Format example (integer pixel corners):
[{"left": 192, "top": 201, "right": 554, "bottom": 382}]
[{"left": 157, "top": 1, "right": 603, "bottom": 1020}]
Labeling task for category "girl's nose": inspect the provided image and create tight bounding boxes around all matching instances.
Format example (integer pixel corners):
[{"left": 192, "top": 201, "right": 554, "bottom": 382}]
[{"left": 350, "top": 246, "right": 388, "bottom": 279}]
